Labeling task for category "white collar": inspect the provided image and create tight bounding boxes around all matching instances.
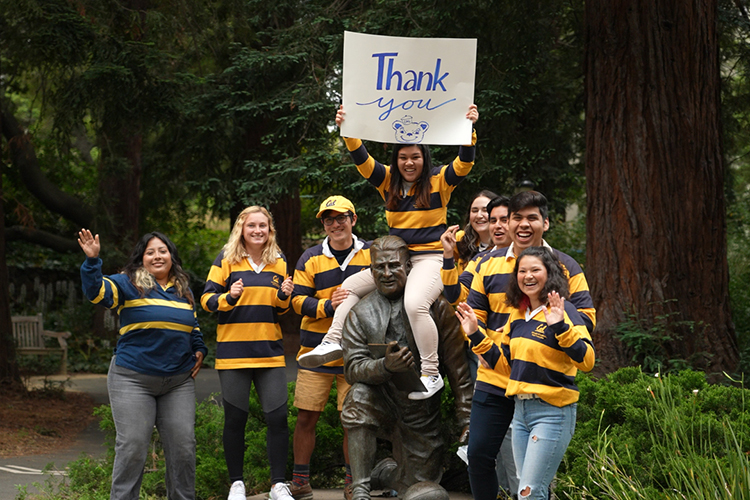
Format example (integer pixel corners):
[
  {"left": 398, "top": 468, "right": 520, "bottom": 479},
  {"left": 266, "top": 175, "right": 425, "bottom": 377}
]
[
  {"left": 322, "top": 235, "right": 365, "bottom": 271},
  {"left": 525, "top": 304, "right": 547, "bottom": 322},
  {"left": 505, "top": 239, "right": 553, "bottom": 260}
]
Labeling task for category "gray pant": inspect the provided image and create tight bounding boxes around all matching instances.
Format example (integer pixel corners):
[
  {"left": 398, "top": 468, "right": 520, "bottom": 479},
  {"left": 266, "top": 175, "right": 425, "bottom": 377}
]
[{"left": 107, "top": 356, "right": 196, "bottom": 500}]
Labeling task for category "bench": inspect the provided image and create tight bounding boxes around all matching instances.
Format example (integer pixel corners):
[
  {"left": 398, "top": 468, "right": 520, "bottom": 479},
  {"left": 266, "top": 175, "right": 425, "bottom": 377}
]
[{"left": 11, "top": 314, "right": 71, "bottom": 375}]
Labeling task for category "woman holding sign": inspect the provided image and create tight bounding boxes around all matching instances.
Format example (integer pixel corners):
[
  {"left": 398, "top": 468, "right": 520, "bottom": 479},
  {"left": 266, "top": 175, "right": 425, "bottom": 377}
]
[{"left": 299, "top": 104, "right": 478, "bottom": 401}]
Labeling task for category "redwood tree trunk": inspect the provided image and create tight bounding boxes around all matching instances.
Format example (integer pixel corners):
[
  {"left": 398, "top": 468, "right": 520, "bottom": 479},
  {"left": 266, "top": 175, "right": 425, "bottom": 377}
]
[
  {"left": 584, "top": 0, "right": 738, "bottom": 375},
  {"left": 0, "top": 169, "right": 22, "bottom": 385}
]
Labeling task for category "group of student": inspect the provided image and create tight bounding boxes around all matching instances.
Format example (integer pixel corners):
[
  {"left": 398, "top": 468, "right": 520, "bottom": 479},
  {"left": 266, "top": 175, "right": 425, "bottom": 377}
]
[{"left": 77, "top": 103, "right": 594, "bottom": 500}]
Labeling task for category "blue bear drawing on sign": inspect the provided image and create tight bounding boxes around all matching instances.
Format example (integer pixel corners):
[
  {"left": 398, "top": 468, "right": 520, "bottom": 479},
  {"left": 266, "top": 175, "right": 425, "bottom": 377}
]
[{"left": 392, "top": 116, "right": 429, "bottom": 144}]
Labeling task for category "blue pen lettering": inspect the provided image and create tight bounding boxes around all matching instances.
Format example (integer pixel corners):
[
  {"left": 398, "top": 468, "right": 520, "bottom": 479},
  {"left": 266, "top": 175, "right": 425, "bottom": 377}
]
[
  {"left": 356, "top": 97, "right": 457, "bottom": 121},
  {"left": 372, "top": 53, "right": 449, "bottom": 91}
]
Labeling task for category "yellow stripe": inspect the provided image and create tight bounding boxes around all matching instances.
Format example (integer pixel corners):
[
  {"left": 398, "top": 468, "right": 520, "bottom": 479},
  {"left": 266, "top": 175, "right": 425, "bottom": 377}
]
[
  {"left": 124, "top": 298, "right": 193, "bottom": 310},
  {"left": 216, "top": 324, "right": 282, "bottom": 342},
  {"left": 215, "top": 356, "right": 286, "bottom": 369},
  {"left": 119, "top": 321, "right": 193, "bottom": 335}
]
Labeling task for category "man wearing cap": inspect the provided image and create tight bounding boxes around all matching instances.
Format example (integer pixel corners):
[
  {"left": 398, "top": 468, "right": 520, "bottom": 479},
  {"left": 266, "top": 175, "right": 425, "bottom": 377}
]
[{"left": 289, "top": 195, "right": 372, "bottom": 499}]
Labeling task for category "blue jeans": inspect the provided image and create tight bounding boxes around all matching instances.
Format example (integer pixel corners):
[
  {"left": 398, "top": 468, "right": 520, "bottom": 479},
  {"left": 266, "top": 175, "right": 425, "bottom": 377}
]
[
  {"left": 512, "top": 398, "right": 576, "bottom": 499},
  {"left": 467, "top": 389, "right": 515, "bottom": 500},
  {"left": 107, "top": 357, "right": 196, "bottom": 500}
]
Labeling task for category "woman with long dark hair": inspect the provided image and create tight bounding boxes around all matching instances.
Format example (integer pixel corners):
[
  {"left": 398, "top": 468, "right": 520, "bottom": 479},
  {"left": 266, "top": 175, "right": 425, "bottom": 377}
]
[
  {"left": 300, "top": 104, "right": 479, "bottom": 401},
  {"left": 78, "top": 229, "right": 206, "bottom": 500},
  {"left": 454, "top": 189, "right": 499, "bottom": 272},
  {"left": 455, "top": 246, "right": 594, "bottom": 499},
  {"left": 201, "top": 206, "right": 294, "bottom": 500}
]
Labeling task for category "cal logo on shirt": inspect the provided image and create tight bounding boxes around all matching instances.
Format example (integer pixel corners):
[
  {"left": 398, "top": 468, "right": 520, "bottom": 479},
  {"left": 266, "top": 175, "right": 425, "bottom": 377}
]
[
  {"left": 532, "top": 324, "right": 547, "bottom": 340},
  {"left": 272, "top": 275, "right": 282, "bottom": 288}
]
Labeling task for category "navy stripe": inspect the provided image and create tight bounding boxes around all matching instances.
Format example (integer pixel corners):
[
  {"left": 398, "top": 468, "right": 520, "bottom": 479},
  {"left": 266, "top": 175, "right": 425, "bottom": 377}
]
[
  {"left": 501, "top": 343, "right": 511, "bottom": 367},
  {"left": 300, "top": 330, "right": 326, "bottom": 348},
  {"left": 459, "top": 268, "right": 474, "bottom": 290},
  {"left": 298, "top": 364, "right": 344, "bottom": 375},
  {"left": 570, "top": 290, "right": 595, "bottom": 310},
  {"left": 562, "top": 338, "right": 590, "bottom": 364},
  {"left": 443, "top": 283, "right": 461, "bottom": 303},
  {"left": 217, "top": 340, "right": 283, "bottom": 359},
  {"left": 467, "top": 288, "right": 490, "bottom": 318},
  {"left": 203, "top": 279, "right": 226, "bottom": 295},
  {"left": 123, "top": 305, "right": 195, "bottom": 326},
  {"left": 486, "top": 312, "right": 510, "bottom": 332},
  {"left": 389, "top": 192, "right": 445, "bottom": 211},
  {"left": 482, "top": 344, "right": 503, "bottom": 369},
  {"left": 296, "top": 247, "right": 325, "bottom": 270},
  {"left": 389, "top": 226, "right": 445, "bottom": 245},
  {"left": 217, "top": 304, "right": 277, "bottom": 325},
  {"left": 315, "top": 265, "right": 369, "bottom": 289},
  {"left": 458, "top": 144, "right": 475, "bottom": 164},
  {"left": 483, "top": 272, "right": 512, "bottom": 295},
  {"left": 206, "top": 293, "right": 221, "bottom": 312},
  {"left": 511, "top": 359, "right": 577, "bottom": 391},
  {"left": 300, "top": 296, "right": 321, "bottom": 318},
  {"left": 293, "top": 284, "right": 316, "bottom": 297},
  {"left": 231, "top": 269, "right": 284, "bottom": 289},
  {"left": 350, "top": 143, "right": 371, "bottom": 168}
]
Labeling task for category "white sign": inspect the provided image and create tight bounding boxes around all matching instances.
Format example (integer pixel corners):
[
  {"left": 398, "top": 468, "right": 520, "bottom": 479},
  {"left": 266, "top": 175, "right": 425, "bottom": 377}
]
[{"left": 342, "top": 31, "right": 477, "bottom": 145}]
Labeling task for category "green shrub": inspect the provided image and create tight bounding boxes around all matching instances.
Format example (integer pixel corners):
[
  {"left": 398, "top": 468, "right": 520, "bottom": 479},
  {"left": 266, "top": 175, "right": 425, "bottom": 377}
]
[{"left": 557, "top": 368, "right": 750, "bottom": 498}]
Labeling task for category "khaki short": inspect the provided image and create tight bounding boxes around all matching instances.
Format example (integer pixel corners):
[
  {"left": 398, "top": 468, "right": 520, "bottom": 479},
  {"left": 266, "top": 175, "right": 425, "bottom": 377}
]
[{"left": 293, "top": 369, "right": 351, "bottom": 412}]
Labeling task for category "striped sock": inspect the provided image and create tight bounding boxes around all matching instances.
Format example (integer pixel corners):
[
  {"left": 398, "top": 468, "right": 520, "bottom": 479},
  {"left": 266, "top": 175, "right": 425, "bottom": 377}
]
[
  {"left": 292, "top": 464, "right": 310, "bottom": 487},
  {"left": 345, "top": 464, "right": 352, "bottom": 486}
]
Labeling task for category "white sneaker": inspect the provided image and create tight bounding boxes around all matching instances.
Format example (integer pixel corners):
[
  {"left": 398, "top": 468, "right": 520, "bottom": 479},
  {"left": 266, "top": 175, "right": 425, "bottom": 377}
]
[
  {"left": 408, "top": 374, "right": 445, "bottom": 400},
  {"left": 228, "top": 480, "right": 246, "bottom": 500},
  {"left": 298, "top": 342, "right": 343, "bottom": 368},
  {"left": 269, "top": 482, "right": 295, "bottom": 500}
]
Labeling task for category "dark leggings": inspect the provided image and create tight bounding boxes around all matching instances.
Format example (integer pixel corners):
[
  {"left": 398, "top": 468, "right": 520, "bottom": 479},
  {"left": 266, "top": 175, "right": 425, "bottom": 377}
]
[{"left": 224, "top": 401, "right": 289, "bottom": 484}]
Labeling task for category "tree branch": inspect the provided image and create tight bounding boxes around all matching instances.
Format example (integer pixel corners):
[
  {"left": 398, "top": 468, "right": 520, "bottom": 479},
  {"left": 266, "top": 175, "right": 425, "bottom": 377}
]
[
  {"left": 6, "top": 226, "right": 80, "bottom": 253},
  {"left": 1, "top": 97, "right": 94, "bottom": 227}
]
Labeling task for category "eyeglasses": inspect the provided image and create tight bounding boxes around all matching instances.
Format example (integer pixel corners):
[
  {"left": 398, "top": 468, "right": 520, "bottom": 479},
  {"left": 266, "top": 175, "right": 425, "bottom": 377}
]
[{"left": 322, "top": 214, "right": 350, "bottom": 226}]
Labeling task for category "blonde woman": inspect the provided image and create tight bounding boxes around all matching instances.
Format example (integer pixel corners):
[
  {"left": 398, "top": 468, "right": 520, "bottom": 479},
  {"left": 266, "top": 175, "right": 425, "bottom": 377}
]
[{"left": 201, "top": 206, "right": 294, "bottom": 500}]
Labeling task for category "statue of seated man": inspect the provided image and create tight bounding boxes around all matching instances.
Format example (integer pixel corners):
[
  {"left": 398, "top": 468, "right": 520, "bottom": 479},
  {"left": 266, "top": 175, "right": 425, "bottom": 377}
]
[{"left": 341, "top": 235, "right": 473, "bottom": 500}]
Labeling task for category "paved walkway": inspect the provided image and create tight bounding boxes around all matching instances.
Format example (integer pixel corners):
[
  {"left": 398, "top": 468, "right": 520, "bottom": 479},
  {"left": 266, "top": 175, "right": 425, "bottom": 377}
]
[{"left": 1, "top": 360, "right": 473, "bottom": 500}]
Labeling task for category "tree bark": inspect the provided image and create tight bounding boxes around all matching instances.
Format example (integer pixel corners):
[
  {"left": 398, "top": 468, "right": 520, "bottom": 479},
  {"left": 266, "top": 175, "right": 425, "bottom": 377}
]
[
  {"left": 584, "top": 0, "right": 738, "bottom": 375},
  {"left": 0, "top": 167, "right": 22, "bottom": 386}
]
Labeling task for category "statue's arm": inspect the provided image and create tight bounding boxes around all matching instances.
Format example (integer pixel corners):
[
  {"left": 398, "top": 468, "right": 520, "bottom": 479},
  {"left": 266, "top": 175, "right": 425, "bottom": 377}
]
[{"left": 343, "top": 310, "right": 392, "bottom": 385}]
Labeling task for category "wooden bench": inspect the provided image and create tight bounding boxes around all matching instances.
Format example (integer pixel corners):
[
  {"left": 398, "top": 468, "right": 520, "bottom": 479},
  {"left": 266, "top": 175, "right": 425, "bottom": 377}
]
[{"left": 11, "top": 314, "right": 71, "bottom": 375}]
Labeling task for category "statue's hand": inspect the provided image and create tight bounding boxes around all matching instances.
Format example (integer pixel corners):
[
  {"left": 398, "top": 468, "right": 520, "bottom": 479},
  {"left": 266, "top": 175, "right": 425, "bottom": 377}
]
[{"left": 383, "top": 341, "right": 414, "bottom": 373}]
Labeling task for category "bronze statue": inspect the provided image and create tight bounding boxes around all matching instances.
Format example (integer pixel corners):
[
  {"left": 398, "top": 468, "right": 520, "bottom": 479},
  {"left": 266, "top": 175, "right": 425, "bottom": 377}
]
[{"left": 341, "top": 236, "right": 473, "bottom": 500}]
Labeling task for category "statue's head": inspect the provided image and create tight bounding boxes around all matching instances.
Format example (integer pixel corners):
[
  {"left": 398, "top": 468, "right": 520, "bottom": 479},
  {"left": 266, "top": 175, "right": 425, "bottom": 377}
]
[{"left": 370, "top": 236, "right": 411, "bottom": 300}]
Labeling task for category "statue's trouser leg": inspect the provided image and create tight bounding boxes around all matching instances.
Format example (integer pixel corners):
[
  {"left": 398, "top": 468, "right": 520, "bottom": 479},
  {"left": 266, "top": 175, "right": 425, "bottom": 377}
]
[{"left": 347, "top": 426, "right": 377, "bottom": 500}]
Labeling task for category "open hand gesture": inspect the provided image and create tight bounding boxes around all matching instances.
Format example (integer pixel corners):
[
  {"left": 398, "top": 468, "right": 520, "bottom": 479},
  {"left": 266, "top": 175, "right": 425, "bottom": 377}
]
[
  {"left": 441, "top": 225, "right": 460, "bottom": 258},
  {"left": 544, "top": 291, "right": 565, "bottom": 325},
  {"left": 77, "top": 229, "right": 100, "bottom": 258},
  {"left": 455, "top": 302, "right": 479, "bottom": 335}
]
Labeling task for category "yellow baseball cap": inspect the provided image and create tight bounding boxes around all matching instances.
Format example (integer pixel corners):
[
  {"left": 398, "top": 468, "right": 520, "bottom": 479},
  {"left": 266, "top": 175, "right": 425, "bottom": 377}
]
[{"left": 316, "top": 195, "right": 356, "bottom": 218}]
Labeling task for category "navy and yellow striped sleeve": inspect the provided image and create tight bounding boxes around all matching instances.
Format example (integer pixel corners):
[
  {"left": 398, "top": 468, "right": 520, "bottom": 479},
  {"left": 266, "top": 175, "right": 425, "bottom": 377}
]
[
  {"left": 201, "top": 252, "right": 238, "bottom": 313},
  {"left": 80, "top": 257, "right": 123, "bottom": 310},
  {"left": 555, "top": 250, "right": 597, "bottom": 332},
  {"left": 274, "top": 256, "right": 292, "bottom": 315},
  {"left": 344, "top": 137, "right": 390, "bottom": 200}
]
